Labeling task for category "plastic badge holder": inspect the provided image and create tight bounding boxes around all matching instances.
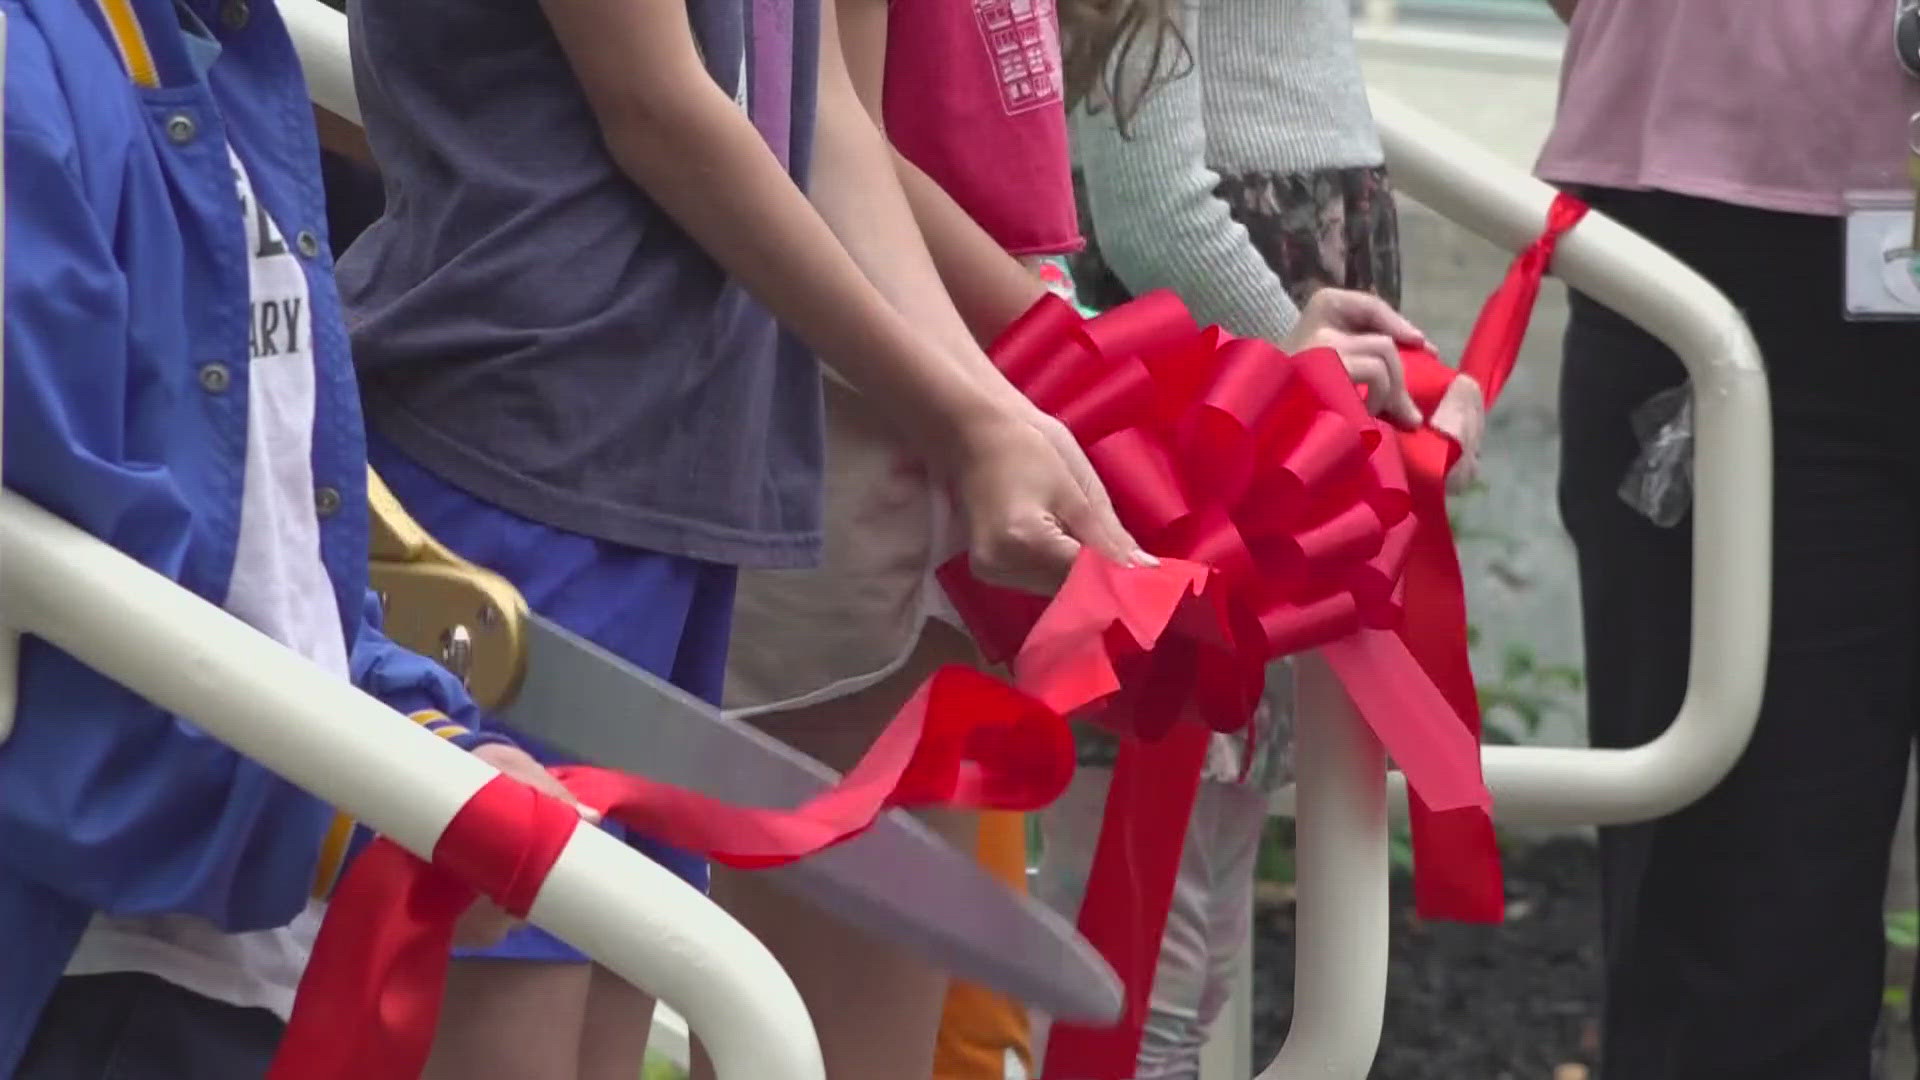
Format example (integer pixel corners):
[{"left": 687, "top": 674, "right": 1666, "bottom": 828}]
[
  {"left": 1842, "top": 188, "right": 1920, "bottom": 320},
  {"left": 1618, "top": 384, "right": 1693, "bottom": 528}
]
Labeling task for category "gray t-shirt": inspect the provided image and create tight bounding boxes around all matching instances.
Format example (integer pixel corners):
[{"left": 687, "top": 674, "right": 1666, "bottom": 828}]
[{"left": 340, "top": 0, "right": 825, "bottom": 568}]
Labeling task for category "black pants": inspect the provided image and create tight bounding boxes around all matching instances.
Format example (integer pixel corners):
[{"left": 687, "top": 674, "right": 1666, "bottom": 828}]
[
  {"left": 15, "top": 972, "right": 284, "bottom": 1078},
  {"left": 1560, "top": 188, "right": 1920, "bottom": 1079}
]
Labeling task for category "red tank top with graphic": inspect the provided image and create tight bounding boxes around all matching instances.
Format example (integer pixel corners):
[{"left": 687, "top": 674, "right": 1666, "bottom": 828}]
[{"left": 882, "top": 0, "right": 1082, "bottom": 256}]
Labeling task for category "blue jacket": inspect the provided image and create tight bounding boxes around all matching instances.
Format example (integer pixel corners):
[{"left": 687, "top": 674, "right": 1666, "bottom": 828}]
[{"left": 0, "top": 0, "right": 486, "bottom": 1066}]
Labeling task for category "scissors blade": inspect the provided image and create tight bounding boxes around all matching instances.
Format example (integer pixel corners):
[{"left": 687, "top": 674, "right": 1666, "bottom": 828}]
[{"left": 497, "top": 614, "right": 1122, "bottom": 1024}]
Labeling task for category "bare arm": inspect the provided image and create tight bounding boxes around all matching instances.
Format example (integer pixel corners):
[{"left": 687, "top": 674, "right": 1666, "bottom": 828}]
[
  {"left": 539, "top": 0, "right": 1001, "bottom": 454},
  {"left": 893, "top": 151, "right": 1054, "bottom": 344},
  {"left": 807, "top": 0, "right": 1041, "bottom": 396},
  {"left": 1547, "top": 0, "right": 1576, "bottom": 22},
  {"left": 539, "top": 0, "right": 1140, "bottom": 584},
  {"left": 834, "top": 0, "right": 1050, "bottom": 343}
]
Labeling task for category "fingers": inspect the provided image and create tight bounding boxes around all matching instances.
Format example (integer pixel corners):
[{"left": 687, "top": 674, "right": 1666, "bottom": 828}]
[
  {"left": 1313, "top": 290, "right": 1429, "bottom": 348},
  {"left": 1431, "top": 376, "right": 1486, "bottom": 493},
  {"left": 472, "top": 744, "right": 603, "bottom": 824},
  {"left": 971, "top": 489, "right": 1155, "bottom": 597},
  {"left": 1058, "top": 488, "right": 1147, "bottom": 569},
  {"left": 971, "top": 518, "right": 1083, "bottom": 595},
  {"left": 1340, "top": 333, "right": 1422, "bottom": 428}
]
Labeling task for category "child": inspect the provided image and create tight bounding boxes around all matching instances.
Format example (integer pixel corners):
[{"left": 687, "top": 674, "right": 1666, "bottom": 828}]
[
  {"left": 0, "top": 0, "right": 572, "bottom": 1073},
  {"left": 721, "top": 0, "right": 1447, "bottom": 1076},
  {"left": 1034, "top": 0, "right": 1485, "bottom": 1073},
  {"left": 717, "top": 0, "right": 1104, "bottom": 1071},
  {"left": 336, "top": 0, "right": 1149, "bottom": 1073}
]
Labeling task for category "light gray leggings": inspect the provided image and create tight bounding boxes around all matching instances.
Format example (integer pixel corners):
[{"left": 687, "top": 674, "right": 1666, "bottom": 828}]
[{"left": 1029, "top": 767, "right": 1270, "bottom": 1080}]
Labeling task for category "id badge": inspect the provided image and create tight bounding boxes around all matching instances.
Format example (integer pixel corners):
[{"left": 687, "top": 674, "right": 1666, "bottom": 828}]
[
  {"left": 1843, "top": 110, "right": 1920, "bottom": 320},
  {"left": 1842, "top": 189, "right": 1920, "bottom": 320}
]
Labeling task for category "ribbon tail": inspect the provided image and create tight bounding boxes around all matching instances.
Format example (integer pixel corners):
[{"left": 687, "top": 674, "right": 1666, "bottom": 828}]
[
  {"left": 1320, "top": 629, "right": 1488, "bottom": 814},
  {"left": 1397, "top": 440, "right": 1505, "bottom": 922},
  {"left": 268, "top": 840, "right": 475, "bottom": 1080},
  {"left": 1041, "top": 724, "right": 1211, "bottom": 1080},
  {"left": 1410, "top": 796, "right": 1504, "bottom": 923}
]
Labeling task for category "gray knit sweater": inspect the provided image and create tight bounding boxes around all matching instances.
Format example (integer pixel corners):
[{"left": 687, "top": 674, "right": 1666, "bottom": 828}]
[{"left": 1072, "top": 0, "right": 1383, "bottom": 343}]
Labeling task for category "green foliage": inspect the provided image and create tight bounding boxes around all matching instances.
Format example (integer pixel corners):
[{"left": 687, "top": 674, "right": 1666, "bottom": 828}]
[
  {"left": 1257, "top": 818, "right": 1296, "bottom": 884},
  {"left": 1388, "top": 822, "right": 1416, "bottom": 875},
  {"left": 1887, "top": 910, "right": 1919, "bottom": 950},
  {"left": 642, "top": 1054, "right": 688, "bottom": 1080},
  {"left": 1478, "top": 641, "right": 1584, "bottom": 746},
  {"left": 1884, "top": 911, "right": 1919, "bottom": 1017}
]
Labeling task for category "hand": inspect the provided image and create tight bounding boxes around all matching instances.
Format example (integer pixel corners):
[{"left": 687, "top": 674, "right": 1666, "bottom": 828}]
[
  {"left": 1428, "top": 375, "right": 1485, "bottom": 493},
  {"left": 1281, "top": 289, "right": 1429, "bottom": 429},
  {"left": 945, "top": 404, "right": 1153, "bottom": 595},
  {"left": 451, "top": 743, "right": 603, "bottom": 949}
]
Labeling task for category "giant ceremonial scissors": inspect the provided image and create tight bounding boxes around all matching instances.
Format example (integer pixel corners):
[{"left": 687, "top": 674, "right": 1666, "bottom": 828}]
[{"left": 365, "top": 469, "right": 1122, "bottom": 1024}]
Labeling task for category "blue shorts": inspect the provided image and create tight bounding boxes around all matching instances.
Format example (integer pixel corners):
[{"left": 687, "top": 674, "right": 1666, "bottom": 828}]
[{"left": 368, "top": 435, "right": 736, "bottom": 963}]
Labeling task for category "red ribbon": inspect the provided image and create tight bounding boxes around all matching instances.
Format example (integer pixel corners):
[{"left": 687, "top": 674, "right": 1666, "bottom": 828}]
[
  {"left": 1391, "top": 190, "right": 1587, "bottom": 922},
  {"left": 269, "top": 193, "right": 1587, "bottom": 1080},
  {"left": 269, "top": 666, "right": 1072, "bottom": 1080},
  {"left": 951, "top": 192, "right": 1588, "bottom": 1077},
  {"left": 934, "top": 291, "right": 1494, "bottom": 1078}
]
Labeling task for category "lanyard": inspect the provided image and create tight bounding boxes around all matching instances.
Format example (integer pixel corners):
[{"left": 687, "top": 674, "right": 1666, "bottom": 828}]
[{"left": 1899, "top": 0, "right": 1920, "bottom": 78}]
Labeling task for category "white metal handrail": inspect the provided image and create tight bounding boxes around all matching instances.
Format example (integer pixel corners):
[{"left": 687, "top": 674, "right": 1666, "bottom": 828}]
[
  {"left": 1226, "top": 89, "right": 1773, "bottom": 1079},
  {"left": 0, "top": 6, "right": 820, "bottom": 1071},
  {"left": 0, "top": 493, "right": 822, "bottom": 1079}
]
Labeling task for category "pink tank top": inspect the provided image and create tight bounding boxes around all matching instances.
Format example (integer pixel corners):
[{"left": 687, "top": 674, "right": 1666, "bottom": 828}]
[
  {"left": 1535, "top": 0, "right": 1920, "bottom": 216},
  {"left": 882, "top": 0, "right": 1082, "bottom": 255}
]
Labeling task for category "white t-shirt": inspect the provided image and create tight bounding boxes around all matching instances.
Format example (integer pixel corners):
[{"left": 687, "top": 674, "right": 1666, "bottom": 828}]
[{"left": 64, "top": 148, "right": 348, "bottom": 1018}]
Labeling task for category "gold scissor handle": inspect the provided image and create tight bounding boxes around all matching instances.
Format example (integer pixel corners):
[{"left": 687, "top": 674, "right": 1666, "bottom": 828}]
[{"left": 367, "top": 467, "right": 530, "bottom": 711}]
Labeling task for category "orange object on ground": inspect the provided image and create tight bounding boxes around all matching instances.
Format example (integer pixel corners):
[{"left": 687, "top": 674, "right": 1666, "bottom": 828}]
[{"left": 932, "top": 811, "right": 1034, "bottom": 1079}]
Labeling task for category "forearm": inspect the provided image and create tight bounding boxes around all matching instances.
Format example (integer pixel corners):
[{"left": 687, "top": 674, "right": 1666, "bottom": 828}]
[
  {"left": 826, "top": 0, "right": 1046, "bottom": 359},
  {"left": 891, "top": 150, "right": 1052, "bottom": 344},
  {"left": 1547, "top": 0, "right": 1576, "bottom": 21},
  {"left": 809, "top": 93, "right": 993, "bottom": 369},
  {"left": 598, "top": 84, "right": 1000, "bottom": 449}
]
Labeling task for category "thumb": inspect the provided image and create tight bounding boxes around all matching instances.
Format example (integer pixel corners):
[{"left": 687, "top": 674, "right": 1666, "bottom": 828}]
[
  {"left": 1386, "top": 389, "right": 1425, "bottom": 431},
  {"left": 1331, "top": 290, "right": 1428, "bottom": 347}
]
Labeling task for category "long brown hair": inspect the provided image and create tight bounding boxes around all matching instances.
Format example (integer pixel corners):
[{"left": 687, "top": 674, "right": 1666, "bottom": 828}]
[{"left": 1058, "top": 0, "right": 1190, "bottom": 137}]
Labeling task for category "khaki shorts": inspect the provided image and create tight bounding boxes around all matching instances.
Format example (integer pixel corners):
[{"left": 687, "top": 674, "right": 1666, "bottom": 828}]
[{"left": 723, "top": 378, "right": 960, "bottom": 717}]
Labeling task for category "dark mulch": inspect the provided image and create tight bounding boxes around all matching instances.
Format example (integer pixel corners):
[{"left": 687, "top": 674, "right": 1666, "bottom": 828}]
[{"left": 1251, "top": 836, "right": 1603, "bottom": 1080}]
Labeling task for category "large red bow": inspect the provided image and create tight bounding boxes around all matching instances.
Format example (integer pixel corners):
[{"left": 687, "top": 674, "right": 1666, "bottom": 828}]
[
  {"left": 268, "top": 666, "right": 1071, "bottom": 1080},
  {"left": 937, "top": 292, "right": 1494, "bottom": 1078}
]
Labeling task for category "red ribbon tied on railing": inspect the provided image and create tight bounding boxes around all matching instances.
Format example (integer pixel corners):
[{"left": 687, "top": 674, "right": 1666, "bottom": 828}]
[
  {"left": 936, "top": 291, "right": 1495, "bottom": 1079},
  {"left": 1390, "top": 190, "right": 1589, "bottom": 925},
  {"left": 269, "top": 666, "right": 1072, "bottom": 1080}
]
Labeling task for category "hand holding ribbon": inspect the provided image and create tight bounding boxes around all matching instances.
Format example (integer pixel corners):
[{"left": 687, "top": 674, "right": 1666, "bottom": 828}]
[
  {"left": 935, "top": 290, "right": 1494, "bottom": 1077},
  {"left": 942, "top": 193, "right": 1587, "bottom": 1075}
]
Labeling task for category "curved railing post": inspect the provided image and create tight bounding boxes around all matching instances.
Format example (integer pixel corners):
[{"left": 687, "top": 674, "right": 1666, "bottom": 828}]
[
  {"left": 1242, "top": 87, "right": 1772, "bottom": 1080},
  {"left": 1258, "top": 658, "right": 1389, "bottom": 1079},
  {"left": 0, "top": 492, "right": 824, "bottom": 1079}
]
